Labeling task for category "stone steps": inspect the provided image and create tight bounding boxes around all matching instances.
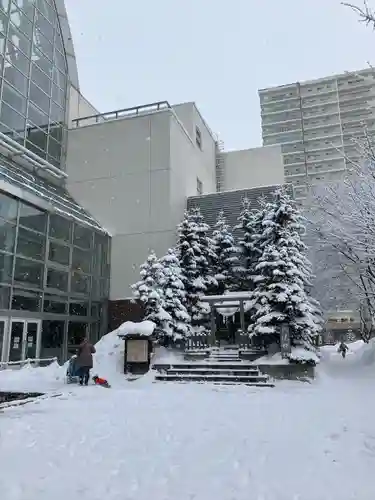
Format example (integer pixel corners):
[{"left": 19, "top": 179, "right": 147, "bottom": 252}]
[{"left": 155, "top": 373, "right": 273, "bottom": 385}]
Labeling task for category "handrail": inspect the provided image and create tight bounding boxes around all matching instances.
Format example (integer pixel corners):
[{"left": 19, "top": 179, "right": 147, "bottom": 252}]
[
  {"left": 0, "top": 357, "right": 58, "bottom": 368},
  {"left": 71, "top": 101, "right": 171, "bottom": 128},
  {"left": 0, "top": 131, "right": 67, "bottom": 179}
]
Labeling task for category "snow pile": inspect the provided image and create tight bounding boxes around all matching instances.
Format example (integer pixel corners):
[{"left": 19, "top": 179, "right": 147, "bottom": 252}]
[
  {"left": 0, "top": 360, "right": 65, "bottom": 392},
  {"left": 117, "top": 320, "right": 155, "bottom": 338},
  {"left": 319, "top": 338, "right": 375, "bottom": 378},
  {"left": 152, "top": 346, "right": 184, "bottom": 364},
  {"left": 256, "top": 347, "right": 320, "bottom": 365},
  {"left": 91, "top": 328, "right": 126, "bottom": 382}
]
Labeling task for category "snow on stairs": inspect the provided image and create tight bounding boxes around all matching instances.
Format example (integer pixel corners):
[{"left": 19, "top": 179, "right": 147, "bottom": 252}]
[{"left": 153, "top": 350, "right": 274, "bottom": 387}]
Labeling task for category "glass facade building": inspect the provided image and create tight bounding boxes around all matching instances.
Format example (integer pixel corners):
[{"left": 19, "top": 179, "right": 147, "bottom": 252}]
[
  {"left": 0, "top": 0, "right": 68, "bottom": 167},
  {"left": 0, "top": 0, "right": 111, "bottom": 364}
]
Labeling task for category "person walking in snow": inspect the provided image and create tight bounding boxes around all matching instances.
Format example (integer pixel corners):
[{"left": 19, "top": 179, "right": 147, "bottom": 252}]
[
  {"left": 76, "top": 337, "right": 96, "bottom": 385},
  {"left": 337, "top": 341, "right": 348, "bottom": 359}
]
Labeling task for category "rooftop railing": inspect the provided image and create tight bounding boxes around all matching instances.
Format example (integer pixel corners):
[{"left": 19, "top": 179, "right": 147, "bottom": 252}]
[{"left": 71, "top": 101, "right": 171, "bottom": 129}]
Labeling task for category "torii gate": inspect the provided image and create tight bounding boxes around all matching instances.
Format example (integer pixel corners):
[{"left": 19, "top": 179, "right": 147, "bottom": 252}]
[{"left": 200, "top": 292, "right": 253, "bottom": 345}]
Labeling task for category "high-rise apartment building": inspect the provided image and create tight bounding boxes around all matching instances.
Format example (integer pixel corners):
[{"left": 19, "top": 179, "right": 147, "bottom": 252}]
[{"left": 259, "top": 69, "right": 375, "bottom": 198}]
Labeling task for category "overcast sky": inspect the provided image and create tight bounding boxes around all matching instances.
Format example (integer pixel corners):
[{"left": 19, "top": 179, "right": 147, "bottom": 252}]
[{"left": 64, "top": 0, "right": 375, "bottom": 150}]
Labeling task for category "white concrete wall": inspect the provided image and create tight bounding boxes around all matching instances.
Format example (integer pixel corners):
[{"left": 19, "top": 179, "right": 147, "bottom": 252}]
[
  {"left": 172, "top": 102, "right": 217, "bottom": 195},
  {"left": 222, "top": 145, "right": 284, "bottom": 191},
  {"left": 66, "top": 111, "right": 174, "bottom": 300},
  {"left": 68, "top": 86, "right": 99, "bottom": 126}
]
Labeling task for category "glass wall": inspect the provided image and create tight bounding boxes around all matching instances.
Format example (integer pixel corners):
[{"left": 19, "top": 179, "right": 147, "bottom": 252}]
[
  {"left": 0, "top": 189, "right": 110, "bottom": 362},
  {"left": 0, "top": 0, "right": 68, "bottom": 168}
]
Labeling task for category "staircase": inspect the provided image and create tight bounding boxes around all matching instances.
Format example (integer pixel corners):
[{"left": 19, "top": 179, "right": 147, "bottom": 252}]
[{"left": 153, "top": 348, "right": 274, "bottom": 387}]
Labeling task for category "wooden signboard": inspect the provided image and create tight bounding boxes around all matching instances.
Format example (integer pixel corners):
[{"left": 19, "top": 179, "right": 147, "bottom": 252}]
[{"left": 126, "top": 339, "right": 148, "bottom": 363}]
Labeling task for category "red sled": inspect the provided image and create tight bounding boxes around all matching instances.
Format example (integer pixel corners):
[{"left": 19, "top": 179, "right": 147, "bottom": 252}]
[{"left": 92, "top": 375, "right": 111, "bottom": 388}]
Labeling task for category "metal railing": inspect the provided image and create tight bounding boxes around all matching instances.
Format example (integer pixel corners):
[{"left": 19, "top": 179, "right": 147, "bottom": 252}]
[
  {"left": 0, "top": 357, "right": 58, "bottom": 370},
  {"left": 71, "top": 101, "right": 171, "bottom": 129}
]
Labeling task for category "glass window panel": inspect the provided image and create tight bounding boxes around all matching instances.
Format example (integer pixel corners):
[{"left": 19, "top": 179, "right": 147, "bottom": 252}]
[
  {"left": 14, "top": 257, "right": 43, "bottom": 287},
  {"left": 71, "top": 272, "right": 90, "bottom": 295},
  {"left": 49, "top": 213, "right": 71, "bottom": 242},
  {"left": 0, "top": 252, "right": 13, "bottom": 283},
  {"left": 72, "top": 247, "right": 91, "bottom": 274},
  {"left": 47, "top": 135, "right": 61, "bottom": 160},
  {"left": 33, "top": 27, "right": 53, "bottom": 60},
  {"left": 0, "top": 191, "right": 18, "bottom": 221},
  {"left": 0, "top": 219, "right": 16, "bottom": 253},
  {"left": 2, "top": 82, "right": 27, "bottom": 113},
  {"left": 67, "top": 321, "right": 88, "bottom": 356},
  {"left": 50, "top": 100, "right": 63, "bottom": 123},
  {"left": 51, "top": 83, "right": 64, "bottom": 107},
  {"left": 13, "top": 0, "right": 33, "bottom": 19},
  {"left": 16, "top": 226, "right": 45, "bottom": 260},
  {"left": 25, "top": 137, "right": 47, "bottom": 158},
  {"left": 43, "top": 295, "right": 67, "bottom": 314},
  {"left": 49, "top": 122, "right": 62, "bottom": 142},
  {"left": 12, "top": 287, "right": 41, "bottom": 311},
  {"left": 29, "top": 81, "right": 50, "bottom": 113},
  {"left": 46, "top": 267, "right": 68, "bottom": 292},
  {"left": 69, "top": 301, "right": 89, "bottom": 317},
  {"left": 31, "top": 63, "right": 52, "bottom": 96},
  {"left": 0, "top": 284, "right": 10, "bottom": 309},
  {"left": 0, "top": 121, "right": 24, "bottom": 142},
  {"left": 19, "top": 202, "right": 47, "bottom": 232},
  {"left": 27, "top": 102, "right": 49, "bottom": 128},
  {"left": 52, "top": 66, "right": 66, "bottom": 92},
  {"left": 3, "top": 64, "right": 28, "bottom": 96},
  {"left": 36, "top": 0, "right": 54, "bottom": 24},
  {"left": 32, "top": 46, "right": 52, "bottom": 75},
  {"left": 1, "top": 1, "right": 10, "bottom": 13},
  {"left": 8, "top": 21, "right": 32, "bottom": 56},
  {"left": 54, "top": 49, "right": 66, "bottom": 74},
  {"left": 41, "top": 319, "right": 64, "bottom": 362},
  {"left": 55, "top": 29, "right": 64, "bottom": 54},
  {"left": 0, "top": 101, "right": 26, "bottom": 135},
  {"left": 4, "top": 39, "right": 29, "bottom": 74},
  {"left": 26, "top": 122, "right": 48, "bottom": 152},
  {"left": 73, "top": 224, "right": 93, "bottom": 250},
  {"left": 47, "top": 154, "right": 60, "bottom": 168},
  {"left": 35, "top": 9, "right": 53, "bottom": 41},
  {"left": 10, "top": 4, "right": 33, "bottom": 39},
  {"left": 48, "top": 241, "right": 70, "bottom": 266}
]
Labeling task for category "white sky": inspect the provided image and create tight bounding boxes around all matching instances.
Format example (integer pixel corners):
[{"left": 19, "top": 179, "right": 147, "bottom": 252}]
[{"left": 64, "top": 0, "right": 375, "bottom": 150}]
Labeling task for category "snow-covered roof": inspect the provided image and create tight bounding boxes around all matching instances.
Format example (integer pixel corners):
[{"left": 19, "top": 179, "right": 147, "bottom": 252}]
[{"left": 117, "top": 321, "right": 156, "bottom": 338}]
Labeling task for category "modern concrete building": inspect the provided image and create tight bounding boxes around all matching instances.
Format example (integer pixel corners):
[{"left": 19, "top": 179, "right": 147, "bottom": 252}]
[
  {"left": 67, "top": 102, "right": 284, "bottom": 308},
  {"left": 259, "top": 69, "right": 375, "bottom": 198},
  {"left": 0, "top": 0, "right": 110, "bottom": 365}
]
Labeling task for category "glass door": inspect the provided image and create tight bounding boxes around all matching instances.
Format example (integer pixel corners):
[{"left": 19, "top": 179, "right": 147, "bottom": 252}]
[
  {"left": 0, "top": 318, "right": 8, "bottom": 363},
  {"left": 8, "top": 319, "right": 41, "bottom": 362}
]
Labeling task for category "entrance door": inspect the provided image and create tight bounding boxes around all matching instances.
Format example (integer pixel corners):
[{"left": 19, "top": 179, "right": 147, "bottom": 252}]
[
  {"left": 0, "top": 318, "right": 8, "bottom": 362},
  {"left": 8, "top": 319, "right": 41, "bottom": 362}
]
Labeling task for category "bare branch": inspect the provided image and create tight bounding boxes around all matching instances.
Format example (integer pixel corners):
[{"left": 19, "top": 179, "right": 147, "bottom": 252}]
[{"left": 342, "top": 1, "right": 375, "bottom": 28}]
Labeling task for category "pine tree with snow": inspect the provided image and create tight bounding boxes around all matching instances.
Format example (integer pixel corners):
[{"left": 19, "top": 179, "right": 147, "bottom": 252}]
[
  {"left": 212, "top": 211, "right": 241, "bottom": 293},
  {"left": 235, "top": 198, "right": 264, "bottom": 291},
  {"left": 176, "top": 210, "right": 210, "bottom": 326},
  {"left": 158, "top": 248, "right": 192, "bottom": 340},
  {"left": 131, "top": 251, "right": 171, "bottom": 334},
  {"left": 248, "top": 188, "right": 322, "bottom": 351},
  {"left": 189, "top": 207, "right": 218, "bottom": 294}
]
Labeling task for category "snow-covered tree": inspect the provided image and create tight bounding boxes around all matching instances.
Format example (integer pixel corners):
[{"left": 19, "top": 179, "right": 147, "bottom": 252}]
[
  {"left": 131, "top": 251, "right": 171, "bottom": 334},
  {"left": 248, "top": 188, "right": 321, "bottom": 350},
  {"left": 212, "top": 211, "right": 240, "bottom": 293},
  {"left": 158, "top": 248, "right": 192, "bottom": 340},
  {"left": 235, "top": 198, "right": 263, "bottom": 290},
  {"left": 176, "top": 210, "right": 210, "bottom": 326},
  {"left": 308, "top": 134, "right": 375, "bottom": 342},
  {"left": 189, "top": 207, "right": 218, "bottom": 293}
]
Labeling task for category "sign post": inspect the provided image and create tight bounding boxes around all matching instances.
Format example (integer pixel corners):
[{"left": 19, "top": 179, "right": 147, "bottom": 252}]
[{"left": 280, "top": 323, "right": 291, "bottom": 359}]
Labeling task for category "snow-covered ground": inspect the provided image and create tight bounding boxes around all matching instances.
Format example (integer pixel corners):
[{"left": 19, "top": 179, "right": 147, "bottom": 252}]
[{"left": 1, "top": 339, "right": 375, "bottom": 500}]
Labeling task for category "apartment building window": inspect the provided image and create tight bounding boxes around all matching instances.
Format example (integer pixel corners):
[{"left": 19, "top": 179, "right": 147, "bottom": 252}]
[
  {"left": 195, "top": 126, "right": 202, "bottom": 150},
  {"left": 196, "top": 177, "right": 203, "bottom": 195}
]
